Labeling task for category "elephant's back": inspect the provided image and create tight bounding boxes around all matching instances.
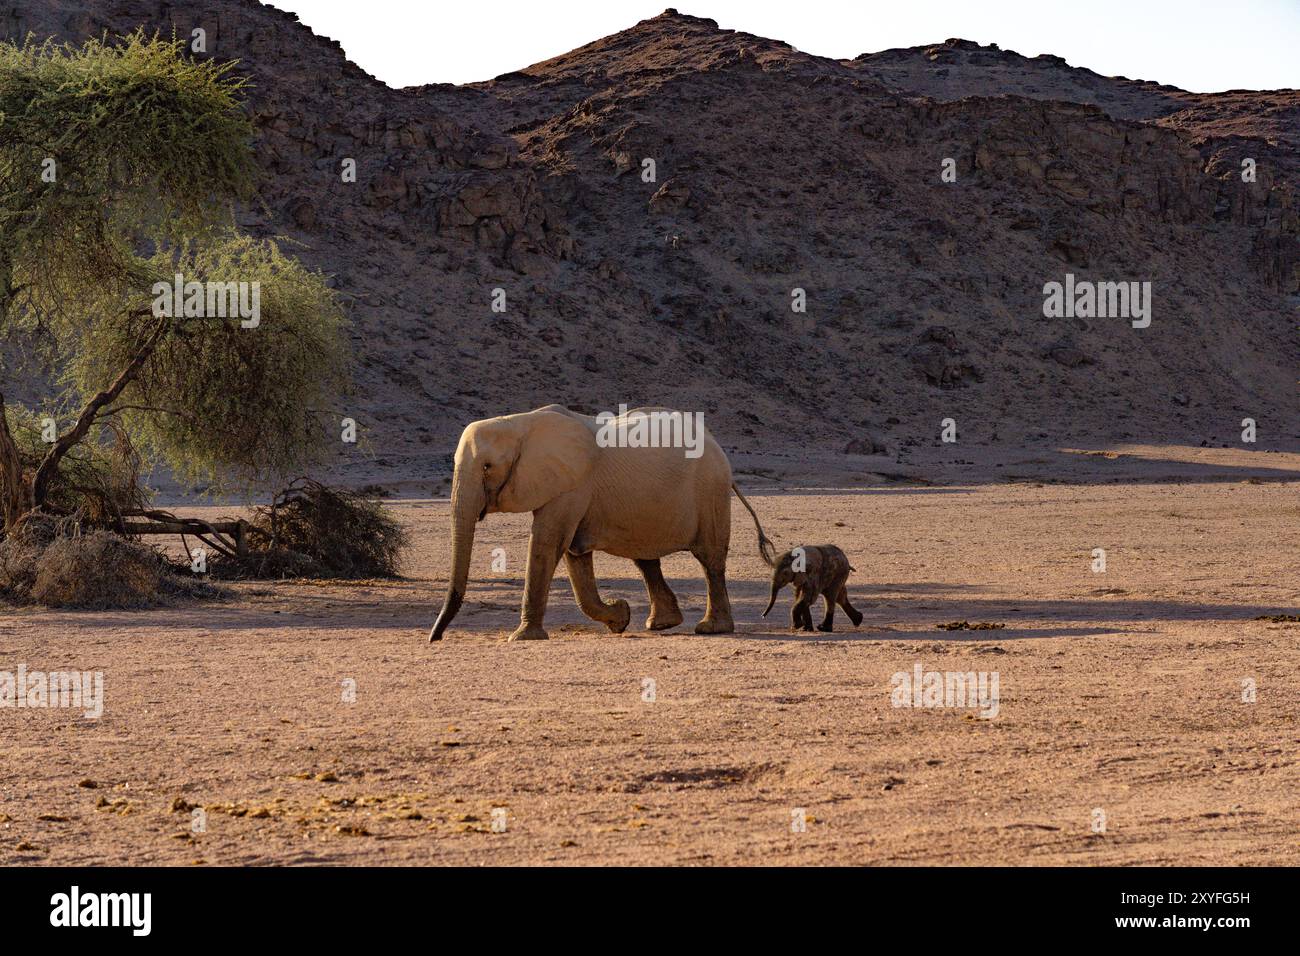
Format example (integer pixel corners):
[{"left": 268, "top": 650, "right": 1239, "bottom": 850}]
[
  {"left": 587, "top": 412, "right": 732, "bottom": 558},
  {"left": 593, "top": 407, "right": 729, "bottom": 475},
  {"left": 600, "top": 428, "right": 729, "bottom": 493}
]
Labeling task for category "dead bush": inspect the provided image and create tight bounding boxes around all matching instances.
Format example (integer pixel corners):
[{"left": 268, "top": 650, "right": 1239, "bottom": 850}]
[
  {"left": 0, "top": 515, "right": 217, "bottom": 609},
  {"left": 31, "top": 532, "right": 162, "bottom": 608},
  {"left": 215, "top": 478, "right": 408, "bottom": 579}
]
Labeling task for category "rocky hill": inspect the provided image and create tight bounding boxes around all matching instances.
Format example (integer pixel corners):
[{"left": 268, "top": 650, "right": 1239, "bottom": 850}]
[{"left": 6, "top": 3, "right": 1298, "bottom": 490}]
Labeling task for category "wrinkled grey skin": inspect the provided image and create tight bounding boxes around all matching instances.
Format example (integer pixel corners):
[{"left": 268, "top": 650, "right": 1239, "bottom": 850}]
[{"left": 762, "top": 544, "right": 863, "bottom": 632}]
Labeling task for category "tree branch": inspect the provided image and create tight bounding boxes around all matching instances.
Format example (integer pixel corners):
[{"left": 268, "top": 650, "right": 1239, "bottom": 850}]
[{"left": 30, "top": 319, "right": 169, "bottom": 508}]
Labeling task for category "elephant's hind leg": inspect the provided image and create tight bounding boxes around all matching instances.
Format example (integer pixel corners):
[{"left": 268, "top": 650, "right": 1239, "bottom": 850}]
[
  {"left": 691, "top": 545, "right": 735, "bottom": 634},
  {"left": 565, "top": 551, "right": 631, "bottom": 634},
  {"left": 634, "top": 558, "right": 684, "bottom": 630},
  {"left": 837, "top": 584, "right": 864, "bottom": 627},
  {"left": 691, "top": 490, "right": 735, "bottom": 634}
]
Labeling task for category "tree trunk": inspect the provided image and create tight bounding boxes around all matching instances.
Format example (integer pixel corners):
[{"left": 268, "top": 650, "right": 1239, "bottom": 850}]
[
  {"left": 0, "top": 392, "right": 34, "bottom": 535},
  {"left": 0, "top": 259, "right": 31, "bottom": 535}
]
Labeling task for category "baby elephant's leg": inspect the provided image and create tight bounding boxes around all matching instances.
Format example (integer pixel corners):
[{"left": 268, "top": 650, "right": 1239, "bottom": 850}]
[
  {"left": 791, "top": 589, "right": 814, "bottom": 631},
  {"left": 837, "top": 584, "right": 864, "bottom": 627},
  {"left": 817, "top": 591, "right": 836, "bottom": 632}
]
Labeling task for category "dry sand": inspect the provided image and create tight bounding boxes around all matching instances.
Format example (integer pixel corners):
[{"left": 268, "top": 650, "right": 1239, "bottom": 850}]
[{"left": 2, "top": 447, "right": 1298, "bottom": 865}]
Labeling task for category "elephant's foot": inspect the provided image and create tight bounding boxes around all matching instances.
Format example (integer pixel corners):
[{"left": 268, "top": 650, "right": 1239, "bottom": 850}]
[
  {"left": 694, "top": 615, "right": 734, "bottom": 635},
  {"left": 646, "top": 606, "right": 684, "bottom": 630},
  {"left": 507, "top": 623, "right": 550, "bottom": 642},
  {"left": 816, "top": 623, "right": 834, "bottom": 633},
  {"left": 604, "top": 599, "right": 631, "bottom": 634},
  {"left": 848, "top": 609, "right": 864, "bottom": 627}
]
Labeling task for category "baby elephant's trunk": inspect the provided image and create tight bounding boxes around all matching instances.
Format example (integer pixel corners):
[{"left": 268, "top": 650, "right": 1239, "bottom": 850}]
[{"left": 762, "top": 576, "right": 781, "bottom": 617}]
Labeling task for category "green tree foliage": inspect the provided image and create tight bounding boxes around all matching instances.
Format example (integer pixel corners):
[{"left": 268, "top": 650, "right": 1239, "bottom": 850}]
[{"left": 0, "top": 33, "right": 349, "bottom": 532}]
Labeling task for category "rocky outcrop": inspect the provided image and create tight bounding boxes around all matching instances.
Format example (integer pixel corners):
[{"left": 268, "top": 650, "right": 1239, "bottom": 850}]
[{"left": 849, "top": 36, "right": 1300, "bottom": 294}]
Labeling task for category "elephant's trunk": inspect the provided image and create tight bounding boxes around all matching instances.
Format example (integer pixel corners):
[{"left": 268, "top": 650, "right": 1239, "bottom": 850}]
[
  {"left": 429, "top": 468, "right": 483, "bottom": 642},
  {"left": 762, "top": 577, "right": 781, "bottom": 618}
]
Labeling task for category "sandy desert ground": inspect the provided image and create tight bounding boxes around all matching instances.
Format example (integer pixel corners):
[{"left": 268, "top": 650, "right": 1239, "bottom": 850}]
[{"left": 2, "top": 447, "right": 1299, "bottom": 866}]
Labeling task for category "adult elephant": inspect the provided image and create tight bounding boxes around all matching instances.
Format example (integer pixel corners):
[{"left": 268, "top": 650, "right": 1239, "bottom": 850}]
[{"left": 428, "top": 404, "right": 774, "bottom": 642}]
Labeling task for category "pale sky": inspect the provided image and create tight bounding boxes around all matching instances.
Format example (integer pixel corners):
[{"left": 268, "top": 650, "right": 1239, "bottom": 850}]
[{"left": 266, "top": 0, "right": 1299, "bottom": 93}]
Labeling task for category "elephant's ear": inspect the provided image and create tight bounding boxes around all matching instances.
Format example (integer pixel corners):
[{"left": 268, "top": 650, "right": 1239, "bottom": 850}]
[{"left": 497, "top": 410, "right": 597, "bottom": 513}]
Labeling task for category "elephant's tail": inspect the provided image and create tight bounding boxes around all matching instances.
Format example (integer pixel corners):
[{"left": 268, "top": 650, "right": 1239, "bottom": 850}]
[{"left": 732, "top": 483, "right": 776, "bottom": 567}]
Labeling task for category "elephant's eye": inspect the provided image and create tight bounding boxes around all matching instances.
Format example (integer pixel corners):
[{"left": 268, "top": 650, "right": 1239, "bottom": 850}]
[{"left": 483, "top": 462, "right": 491, "bottom": 472}]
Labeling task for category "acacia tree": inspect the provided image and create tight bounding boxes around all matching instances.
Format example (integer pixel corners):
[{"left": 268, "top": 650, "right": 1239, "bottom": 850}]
[{"left": 0, "top": 34, "right": 348, "bottom": 535}]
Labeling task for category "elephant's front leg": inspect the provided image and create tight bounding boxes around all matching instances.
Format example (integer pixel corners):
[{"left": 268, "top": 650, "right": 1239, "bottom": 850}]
[
  {"left": 817, "top": 592, "right": 836, "bottom": 632},
  {"left": 565, "top": 551, "right": 631, "bottom": 633},
  {"left": 790, "top": 595, "right": 812, "bottom": 631},
  {"left": 791, "top": 587, "right": 815, "bottom": 632},
  {"left": 511, "top": 501, "right": 582, "bottom": 642}
]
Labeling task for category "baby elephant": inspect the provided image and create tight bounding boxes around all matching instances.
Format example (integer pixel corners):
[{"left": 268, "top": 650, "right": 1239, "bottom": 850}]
[{"left": 762, "top": 545, "right": 863, "bottom": 632}]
